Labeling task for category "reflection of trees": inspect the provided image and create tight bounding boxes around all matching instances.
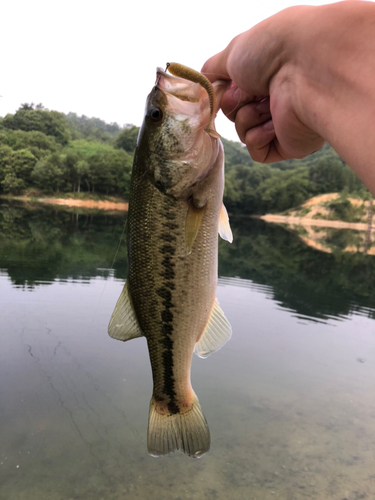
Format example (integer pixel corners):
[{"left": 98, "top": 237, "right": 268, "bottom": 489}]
[
  {"left": 2, "top": 202, "right": 375, "bottom": 321},
  {"left": 218, "top": 217, "right": 375, "bottom": 321},
  {"left": 0, "top": 202, "right": 127, "bottom": 288}
]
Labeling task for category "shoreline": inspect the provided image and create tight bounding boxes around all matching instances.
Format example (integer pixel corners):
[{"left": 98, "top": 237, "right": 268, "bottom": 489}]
[
  {"left": 3, "top": 195, "right": 372, "bottom": 230},
  {"left": 260, "top": 214, "right": 373, "bottom": 231},
  {"left": 4, "top": 196, "right": 129, "bottom": 211}
]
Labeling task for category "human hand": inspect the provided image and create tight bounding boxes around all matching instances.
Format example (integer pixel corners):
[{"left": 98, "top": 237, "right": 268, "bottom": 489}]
[{"left": 201, "top": 6, "right": 325, "bottom": 162}]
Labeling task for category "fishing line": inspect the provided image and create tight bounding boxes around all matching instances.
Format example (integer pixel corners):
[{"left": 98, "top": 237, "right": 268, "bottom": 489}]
[
  {"left": 110, "top": 218, "right": 127, "bottom": 271},
  {"left": 93, "top": 216, "right": 127, "bottom": 319}
]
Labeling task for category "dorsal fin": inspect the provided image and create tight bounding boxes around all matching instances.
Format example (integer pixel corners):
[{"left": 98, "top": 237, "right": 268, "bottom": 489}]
[
  {"left": 218, "top": 203, "right": 233, "bottom": 243},
  {"left": 108, "top": 281, "right": 144, "bottom": 341},
  {"left": 194, "top": 298, "right": 232, "bottom": 358}
]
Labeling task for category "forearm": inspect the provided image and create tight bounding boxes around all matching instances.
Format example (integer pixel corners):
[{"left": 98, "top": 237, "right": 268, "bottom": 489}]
[{"left": 278, "top": 2, "right": 375, "bottom": 189}]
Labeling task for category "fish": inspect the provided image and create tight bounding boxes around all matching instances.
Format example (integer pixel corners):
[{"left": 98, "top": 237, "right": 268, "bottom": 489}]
[{"left": 108, "top": 63, "right": 233, "bottom": 458}]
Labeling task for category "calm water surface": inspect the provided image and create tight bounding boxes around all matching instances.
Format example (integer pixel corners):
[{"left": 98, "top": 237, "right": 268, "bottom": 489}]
[{"left": 1, "top": 201, "right": 375, "bottom": 500}]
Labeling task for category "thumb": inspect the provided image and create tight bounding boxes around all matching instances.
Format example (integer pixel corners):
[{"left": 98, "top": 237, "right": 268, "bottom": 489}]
[{"left": 201, "top": 51, "right": 232, "bottom": 83}]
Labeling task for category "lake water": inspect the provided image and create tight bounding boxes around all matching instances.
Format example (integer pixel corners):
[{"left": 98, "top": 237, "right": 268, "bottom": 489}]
[{"left": 1, "top": 200, "right": 375, "bottom": 500}]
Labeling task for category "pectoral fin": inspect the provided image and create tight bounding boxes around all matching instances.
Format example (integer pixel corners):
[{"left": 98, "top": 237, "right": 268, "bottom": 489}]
[
  {"left": 194, "top": 298, "right": 232, "bottom": 358},
  {"left": 185, "top": 203, "right": 206, "bottom": 252},
  {"left": 108, "top": 281, "right": 144, "bottom": 341},
  {"left": 218, "top": 203, "right": 233, "bottom": 243}
]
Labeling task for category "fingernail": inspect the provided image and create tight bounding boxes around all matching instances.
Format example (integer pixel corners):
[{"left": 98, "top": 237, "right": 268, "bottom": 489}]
[
  {"left": 263, "top": 120, "right": 274, "bottom": 132},
  {"left": 256, "top": 97, "right": 270, "bottom": 115}
]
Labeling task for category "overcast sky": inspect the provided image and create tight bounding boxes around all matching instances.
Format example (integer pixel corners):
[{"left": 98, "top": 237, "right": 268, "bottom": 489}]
[{"left": 2, "top": 0, "right": 336, "bottom": 142}]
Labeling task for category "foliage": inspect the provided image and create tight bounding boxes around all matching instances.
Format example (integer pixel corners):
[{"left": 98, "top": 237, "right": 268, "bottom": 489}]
[
  {"left": 222, "top": 142, "right": 370, "bottom": 214},
  {"left": 0, "top": 103, "right": 370, "bottom": 212},
  {"left": 0, "top": 129, "right": 60, "bottom": 159},
  {"left": 256, "top": 168, "right": 314, "bottom": 212},
  {"left": 326, "top": 196, "right": 366, "bottom": 223},
  {"left": 115, "top": 126, "right": 139, "bottom": 153},
  {"left": 0, "top": 145, "right": 37, "bottom": 193},
  {"left": 2, "top": 103, "right": 71, "bottom": 144},
  {"left": 65, "top": 112, "right": 122, "bottom": 142},
  {"left": 1, "top": 172, "right": 26, "bottom": 194},
  {"left": 221, "top": 138, "right": 254, "bottom": 168},
  {"left": 31, "top": 154, "right": 66, "bottom": 193},
  {"left": 0, "top": 105, "right": 133, "bottom": 198}
]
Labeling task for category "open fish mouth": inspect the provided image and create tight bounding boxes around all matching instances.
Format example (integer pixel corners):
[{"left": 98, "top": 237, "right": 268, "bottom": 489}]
[{"left": 154, "top": 67, "right": 203, "bottom": 104}]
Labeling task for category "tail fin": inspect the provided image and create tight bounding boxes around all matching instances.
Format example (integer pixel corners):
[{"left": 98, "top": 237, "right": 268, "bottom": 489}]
[{"left": 147, "top": 395, "right": 210, "bottom": 458}]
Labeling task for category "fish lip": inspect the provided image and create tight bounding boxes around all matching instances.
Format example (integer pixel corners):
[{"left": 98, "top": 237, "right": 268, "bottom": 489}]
[
  {"left": 155, "top": 67, "right": 174, "bottom": 86},
  {"left": 155, "top": 67, "right": 198, "bottom": 91}
]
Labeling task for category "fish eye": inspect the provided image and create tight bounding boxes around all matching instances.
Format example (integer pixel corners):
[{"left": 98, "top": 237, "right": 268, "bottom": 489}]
[{"left": 148, "top": 107, "right": 163, "bottom": 123}]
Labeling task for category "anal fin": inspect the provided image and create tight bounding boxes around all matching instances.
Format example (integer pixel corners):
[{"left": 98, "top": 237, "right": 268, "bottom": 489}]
[
  {"left": 194, "top": 298, "right": 232, "bottom": 358},
  {"left": 108, "top": 281, "right": 143, "bottom": 341}
]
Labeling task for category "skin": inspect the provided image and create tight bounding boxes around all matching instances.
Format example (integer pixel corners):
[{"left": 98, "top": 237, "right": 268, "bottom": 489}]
[{"left": 202, "top": 1, "right": 375, "bottom": 194}]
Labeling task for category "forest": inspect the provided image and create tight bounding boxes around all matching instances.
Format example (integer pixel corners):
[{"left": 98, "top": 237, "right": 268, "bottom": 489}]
[{"left": 0, "top": 103, "right": 369, "bottom": 214}]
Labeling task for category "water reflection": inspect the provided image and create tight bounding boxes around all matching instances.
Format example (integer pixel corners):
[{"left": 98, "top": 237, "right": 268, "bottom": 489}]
[
  {"left": 1, "top": 201, "right": 375, "bottom": 499},
  {"left": 2, "top": 201, "right": 375, "bottom": 321}
]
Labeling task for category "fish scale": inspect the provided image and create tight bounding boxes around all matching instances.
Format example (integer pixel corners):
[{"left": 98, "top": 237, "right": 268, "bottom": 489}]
[
  {"left": 108, "top": 65, "right": 233, "bottom": 457},
  {"left": 128, "top": 166, "right": 219, "bottom": 414}
]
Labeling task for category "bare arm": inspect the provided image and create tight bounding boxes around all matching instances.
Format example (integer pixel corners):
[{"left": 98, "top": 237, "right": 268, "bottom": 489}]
[{"left": 202, "top": 1, "right": 375, "bottom": 194}]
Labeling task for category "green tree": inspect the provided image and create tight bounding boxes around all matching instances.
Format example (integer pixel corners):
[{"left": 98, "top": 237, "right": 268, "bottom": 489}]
[
  {"left": 12, "top": 149, "right": 37, "bottom": 184},
  {"left": 65, "top": 112, "right": 122, "bottom": 142},
  {"left": 256, "top": 168, "right": 314, "bottom": 212},
  {"left": 224, "top": 163, "right": 273, "bottom": 213},
  {"left": 75, "top": 160, "right": 89, "bottom": 193},
  {"left": 0, "top": 129, "right": 59, "bottom": 159},
  {"left": 31, "top": 154, "right": 66, "bottom": 193},
  {"left": 115, "top": 126, "right": 139, "bottom": 153},
  {"left": 0, "top": 145, "right": 14, "bottom": 185},
  {"left": 2, "top": 104, "right": 71, "bottom": 145},
  {"left": 0, "top": 146, "right": 37, "bottom": 194},
  {"left": 1, "top": 171, "right": 26, "bottom": 194}
]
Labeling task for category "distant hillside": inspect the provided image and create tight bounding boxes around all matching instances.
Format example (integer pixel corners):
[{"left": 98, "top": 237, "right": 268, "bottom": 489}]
[{"left": 0, "top": 104, "right": 370, "bottom": 213}]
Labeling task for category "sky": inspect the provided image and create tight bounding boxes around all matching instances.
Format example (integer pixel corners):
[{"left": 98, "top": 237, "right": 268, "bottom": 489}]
[{"left": 1, "top": 0, "right": 335, "bottom": 142}]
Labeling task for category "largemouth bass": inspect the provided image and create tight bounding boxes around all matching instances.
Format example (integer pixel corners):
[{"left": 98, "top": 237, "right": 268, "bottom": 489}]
[{"left": 108, "top": 64, "right": 233, "bottom": 458}]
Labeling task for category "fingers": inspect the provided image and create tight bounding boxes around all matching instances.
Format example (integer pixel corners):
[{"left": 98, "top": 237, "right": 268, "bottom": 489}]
[
  {"left": 218, "top": 84, "right": 256, "bottom": 121},
  {"left": 233, "top": 97, "right": 271, "bottom": 141},
  {"left": 234, "top": 98, "right": 291, "bottom": 162},
  {"left": 244, "top": 122, "right": 285, "bottom": 163}
]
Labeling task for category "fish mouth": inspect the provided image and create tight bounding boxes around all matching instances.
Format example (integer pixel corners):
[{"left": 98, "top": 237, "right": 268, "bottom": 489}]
[
  {"left": 155, "top": 67, "right": 179, "bottom": 87},
  {"left": 154, "top": 68, "right": 201, "bottom": 103}
]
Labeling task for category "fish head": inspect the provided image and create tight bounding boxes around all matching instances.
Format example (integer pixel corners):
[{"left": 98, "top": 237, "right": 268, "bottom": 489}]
[{"left": 137, "top": 67, "right": 227, "bottom": 198}]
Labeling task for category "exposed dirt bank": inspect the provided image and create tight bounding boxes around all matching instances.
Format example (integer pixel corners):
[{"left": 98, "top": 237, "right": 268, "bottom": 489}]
[
  {"left": 260, "top": 214, "right": 371, "bottom": 231},
  {"left": 8, "top": 196, "right": 129, "bottom": 211},
  {"left": 259, "top": 194, "right": 375, "bottom": 254}
]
